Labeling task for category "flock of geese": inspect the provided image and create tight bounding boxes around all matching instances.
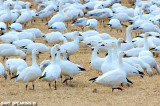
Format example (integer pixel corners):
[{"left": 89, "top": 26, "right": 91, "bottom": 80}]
[{"left": 0, "top": 0, "right": 160, "bottom": 92}]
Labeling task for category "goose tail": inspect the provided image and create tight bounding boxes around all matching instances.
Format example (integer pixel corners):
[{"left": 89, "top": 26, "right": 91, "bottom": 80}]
[{"left": 78, "top": 67, "right": 86, "bottom": 71}]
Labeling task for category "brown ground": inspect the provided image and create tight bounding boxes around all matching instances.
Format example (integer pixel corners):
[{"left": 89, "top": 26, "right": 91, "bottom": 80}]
[{"left": 0, "top": 0, "right": 160, "bottom": 106}]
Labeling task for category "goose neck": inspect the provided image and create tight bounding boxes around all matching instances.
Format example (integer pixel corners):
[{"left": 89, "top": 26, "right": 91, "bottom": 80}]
[
  {"left": 32, "top": 52, "right": 38, "bottom": 67},
  {"left": 51, "top": 50, "right": 56, "bottom": 63},
  {"left": 105, "top": 47, "right": 112, "bottom": 62},
  {"left": 118, "top": 53, "right": 123, "bottom": 68},
  {"left": 143, "top": 36, "right": 149, "bottom": 50},
  {"left": 55, "top": 50, "right": 61, "bottom": 62},
  {"left": 126, "top": 29, "right": 132, "bottom": 43},
  {"left": 92, "top": 46, "right": 99, "bottom": 59}
]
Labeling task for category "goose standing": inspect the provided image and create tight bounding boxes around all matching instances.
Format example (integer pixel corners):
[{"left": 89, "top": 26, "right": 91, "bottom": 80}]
[
  {"left": 11, "top": 49, "right": 41, "bottom": 90},
  {"left": 89, "top": 52, "right": 133, "bottom": 92},
  {"left": 125, "top": 33, "right": 152, "bottom": 57},
  {"left": 72, "top": 18, "right": 88, "bottom": 31},
  {"left": 39, "top": 44, "right": 61, "bottom": 90},
  {"left": 86, "top": 19, "right": 98, "bottom": 30},
  {"left": 60, "top": 31, "right": 81, "bottom": 60},
  {"left": 108, "top": 19, "right": 122, "bottom": 32},
  {"left": 16, "top": 2, "right": 32, "bottom": 27}
]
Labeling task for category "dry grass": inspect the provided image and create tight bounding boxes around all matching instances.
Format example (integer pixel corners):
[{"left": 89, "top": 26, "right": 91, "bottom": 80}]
[{"left": 0, "top": 0, "right": 160, "bottom": 106}]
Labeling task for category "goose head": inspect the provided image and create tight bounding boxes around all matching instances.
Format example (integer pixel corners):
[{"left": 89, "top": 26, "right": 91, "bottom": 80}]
[
  {"left": 118, "top": 51, "right": 126, "bottom": 57},
  {"left": 118, "top": 38, "right": 126, "bottom": 44},
  {"left": 32, "top": 49, "right": 40, "bottom": 55},
  {"left": 51, "top": 44, "right": 61, "bottom": 55},
  {"left": 144, "top": 32, "right": 152, "bottom": 37},
  {"left": 73, "top": 31, "right": 82, "bottom": 37},
  {"left": 127, "top": 25, "right": 137, "bottom": 31},
  {"left": 18, "top": 50, "right": 26, "bottom": 60}
]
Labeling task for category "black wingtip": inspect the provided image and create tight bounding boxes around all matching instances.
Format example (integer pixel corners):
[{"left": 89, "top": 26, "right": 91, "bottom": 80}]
[
  {"left": 39, "top": 72, "right": 46, "bottom": 79},
  {"left": 78, "top": 67, "right": 86, "bottom": 71},
  {"left": 126, "top": 78, "right": 133, "bottom": 84},
  {"left": 89, "top": 77, "right": 98, "bottom": 82},
  {"left": 11, "top": 74, "right": 19, "bottom": 79}
]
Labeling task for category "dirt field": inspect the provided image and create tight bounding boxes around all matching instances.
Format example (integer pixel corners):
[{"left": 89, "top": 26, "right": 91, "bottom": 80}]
[{"left": 0, "top": 0, "right": 160, "bottom": 106}]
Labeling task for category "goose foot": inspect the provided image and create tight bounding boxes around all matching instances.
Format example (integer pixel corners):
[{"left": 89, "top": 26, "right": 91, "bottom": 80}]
[
  {"left": 26, "top": 84, "right": 28, "bottom": 90},
  {"left": 112, "top": 87, "right": 123, "bottom": 92},
  {"left": 60, "top": 75, "right": 63, "bottom": 82}
]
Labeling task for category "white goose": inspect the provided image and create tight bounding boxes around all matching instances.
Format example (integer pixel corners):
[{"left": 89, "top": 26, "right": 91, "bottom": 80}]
[
  {"left": 0, "top": 44, "right": 26, "bottom": 61},
  {"left": 43, "top": 32, "right": 67, "bottom": 45},
  {"left": 72, "top": 18, "right": 88, "bottom": 31},
  {"left": 9, "top": 23, "right": 22, "bottom": 32},
  {"left": 22, "top": 43, "right": 50, "bottom": 54},
  {"left": 89, "top": 52, "right": 133, "bottom": 92},
  {"left": 125, "top": 33, "right": 152, "bottom": 57},
  {"left": 60, "top": 31, "right": 81, "bottom": 60},
  {"left": 49, "top": 22, "right": 67, "bottom": 33},
  {"left": 108, "top": 19, "right": 122, "bottom": 32},
  {"left": 11, "top": 49, "right": 41, "bottom": 90},
  {"left": 120, "top": 25, "right": 135, "bottom": 51},
  {"left": 46, "top": 2, "right": 65, "bottom": 26},
  {"left": 16, "top": 2, "right": 32, "bottom": 27},
  {"left": 5, "top": 58, "right": 28, "bottom": 75},
  {"left": 13, "top": 39, "right": 34, "bottom": 49},
  {"left": 88, "top": 41, "right": 105, "bottom": 72},
  {"left": 86, "top": 19, "right": 98, "bottom": 30},
  {"left": 39, "top": 44, "right": 61, "bottom": 90},
  {"left": 0, "top": 63, "right": 7, "bottom": 79}
]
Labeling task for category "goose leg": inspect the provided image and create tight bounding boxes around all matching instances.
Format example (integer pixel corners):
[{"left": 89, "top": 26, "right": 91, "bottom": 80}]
[
  {"left": 121, "top": 83, "right": 124, "bottom": 87},
  {"left": 3, "top": 57, "right": 5, "bottom": 61},
  {"left": 49, "top": 83, "right": 51, "bottom": 89},
  {"left": 112, "top": 87, "right": 123, "bottom": 92},
  {"left": 32, "top": 82, "right": 34, "bottom": 90},
  {"left": 60, "top": 75, "right": 63, "bottom": 82},
  {"left": 54, "top": 81, "right": 57, "bottom": 90},
  {"left": 70, "top": 77, "right": 73, "bottom": 86},
  {"left": 26, "top": 83, "right": 28, "bottom": 90}
]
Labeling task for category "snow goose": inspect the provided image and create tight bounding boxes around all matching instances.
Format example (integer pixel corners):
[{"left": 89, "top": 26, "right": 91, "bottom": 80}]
[
  {"left": 22, "top": 43, "right": 51, "bottom": 54},
  {"left": 46, "top": 2, "right": 65, "bottom": 26},
  {"left": 39, "top": 44, "right": 61, "bottom": 89},
  {"left": 86, "top": 19, "right": 98, "bottom": 30},
  {"left": 60, "top": 31, "right": 81, "bottom": 60},
  {"left": 0, "top": 3, "right": 12, "bottom": 26},
  {"left": 57, "top": 47, "right": 85, "bottom": 85},
  {"left": 16, "top": 2, "right": 32, "bottom": 27},
  {"left": 139, "top": 55, "right": 160, "bottom": 74},
  {"left": 17, "top": 31, "right": 36, "bottom": 41},
  {"left": 49, "top": 22, "right": 67, "bottom": 33},
  {"left": 109, "top": 13, "right": 132, "bottom": 23},
  {"left": 108, "top": 19, "right": 122, "bottom": 32},
  {"left": 81, "top": 36, "right": 102, "bottom": 45},
  {"left": 13, "top": 39, "right": 34, "bottom": 49},
  {"left": 125, "top": 33, "right": 152, "bottom": 57},
  {"left": 72, "top": 18, "right": 88, "bottom": 31},
  {"left": 0, "top": 44, "right": 26, "bottom": 61},
  {"left": 23, "top": 28, "right": 44, "bottom": 38},
  {"left": 0, "top": 31, "right": 19, "bottom": 43},
  {"left": 9, "top": 23, "right": 22, "bottom": 32},
  {"left": 88, "top": 41, "right": 105, "bottom": 72},
  {"left": 43, "top": 32, "right": 67, "bottom": 45},
  {"left": 11, "top": 49, "right": 41, "bottom": 90},
  {"left": 137, "top": 22, "right": 160, "bottom": 33},
  {"left": 120, "top": 25, "right": 135, "bottom": 51},
  {"left": 0, "top": 22, "right": 6, "bottom": 35},
  {"left": 89, "top": 51, "right": 133, "bottom": 92},
  {"left": 0, "top": 63, "right": 7, "bottom": 79},
  {"left": 5, "top": 58, "right": 27, "bottom": 75}
]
